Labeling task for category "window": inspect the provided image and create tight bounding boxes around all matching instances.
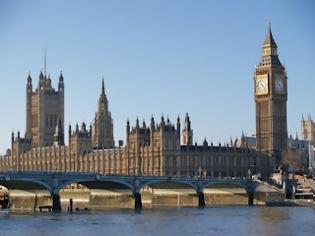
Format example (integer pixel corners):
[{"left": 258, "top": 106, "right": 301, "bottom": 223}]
[{"left": 46, "top": 115, "right": 49, "bottom": 127}]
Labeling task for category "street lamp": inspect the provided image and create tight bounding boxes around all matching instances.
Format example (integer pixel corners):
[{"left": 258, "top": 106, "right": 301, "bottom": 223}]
[
  {"left": 247, "top": 169, "right": 252, "bottom": 180},
  {"left": 197, "top": 167, "right": 203, "bottom": 178}
]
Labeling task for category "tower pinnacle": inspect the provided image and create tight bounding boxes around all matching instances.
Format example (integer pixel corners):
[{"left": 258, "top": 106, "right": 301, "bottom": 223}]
[
  {"left": 102, "top": 77, "right": 105, "bottom": 95},
  {"left": 263, "top": 22, "right": 277, "bottom": 47},
  {"left": 44, "top": 49, "right": 47, "bottom": 77}
]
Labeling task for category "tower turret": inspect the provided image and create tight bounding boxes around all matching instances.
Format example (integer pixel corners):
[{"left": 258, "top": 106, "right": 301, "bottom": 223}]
[
  {"left": 26, "top": 73, "right": 33, "bottom": 139},
  {"left": 11, "top": 131, "right": 14, "bottom": 146},
  {"left": 150, "top": 116, "right": 155, "bottom": 131},
  {"left": 136, "top": 117, "right": 140, "bottom": 129},
  {"left": 76, "top": 123, "right": 79, "bottom": 133},
  {"left": 53, "top": 118, "right": 64, "bottom": 146},
  {"left": 58, "top": 71, "right": 64, "bottom": 92},
  {"left": 161, "top": 115, "right": 165, "bottom": 128},
  {"left": 27, "top": 72, "right": 32, "bottom": 90},
  {"left": 182, "top": 113, "right": 193, "bottom": 145}
]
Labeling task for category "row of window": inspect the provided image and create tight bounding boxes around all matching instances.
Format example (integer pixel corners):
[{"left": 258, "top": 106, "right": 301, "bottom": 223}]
[{"left": 46, "top": 114, "right": 58, "bottom": 128}]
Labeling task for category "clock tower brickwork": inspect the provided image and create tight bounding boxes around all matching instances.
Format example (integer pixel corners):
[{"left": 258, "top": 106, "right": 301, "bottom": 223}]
[{"left": 254, "top": 25, "right": 288, "bottom": 164}]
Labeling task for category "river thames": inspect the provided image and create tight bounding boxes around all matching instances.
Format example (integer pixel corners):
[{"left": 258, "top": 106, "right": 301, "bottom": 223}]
[{"left": 0, "top": 207, "right": 315, "bottom": 236}]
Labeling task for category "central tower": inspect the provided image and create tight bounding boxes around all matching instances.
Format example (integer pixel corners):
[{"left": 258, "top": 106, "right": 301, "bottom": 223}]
[
  {"left": 254, "top": 25, "right": 288, "bottom": 163},
  {"left": 26, "top": 71, "right": 64, "bottom": 147},
  {"left": 92, "top": 79, "right": 115, "bottom": 148}
]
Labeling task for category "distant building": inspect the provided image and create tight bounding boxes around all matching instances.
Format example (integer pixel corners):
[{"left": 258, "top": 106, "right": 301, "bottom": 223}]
[
  {"left": 241, "top": 133, "right": 312, "bottom": 173},
  {"left": 240, "top": 132, "right": 256, "bottom": 150},
  {"left": 286, "top": 135, "right": 309, "bottom": 172},
  {"left": 301, "top": 115, "right": 315, "bottom": 144},
  {"left": 300, "top": 115, "right": 315, "bottom": 172}
]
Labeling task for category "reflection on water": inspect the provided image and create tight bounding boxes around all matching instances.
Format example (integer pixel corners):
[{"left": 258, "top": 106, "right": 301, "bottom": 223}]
[{"left": 0, "top": 207, "right": 315, "bottom": 236}]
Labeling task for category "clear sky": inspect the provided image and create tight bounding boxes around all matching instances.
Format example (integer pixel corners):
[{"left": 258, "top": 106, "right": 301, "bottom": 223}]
[{"left": 0, "top": 0, "right": 314, "bottom": 154}]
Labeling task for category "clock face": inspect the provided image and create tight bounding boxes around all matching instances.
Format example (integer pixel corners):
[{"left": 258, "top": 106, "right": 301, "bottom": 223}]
[
  {"left": 256, "top": 74, "right": 268, "bottom": 95},
  {"left": 275, "top": 79, "right": 284, "bottom": 93}
]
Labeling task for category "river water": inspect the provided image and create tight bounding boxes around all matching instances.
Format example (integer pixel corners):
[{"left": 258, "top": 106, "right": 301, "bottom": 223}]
[{"left": 0, "top": 207, "right": 315, "bottom": 236}]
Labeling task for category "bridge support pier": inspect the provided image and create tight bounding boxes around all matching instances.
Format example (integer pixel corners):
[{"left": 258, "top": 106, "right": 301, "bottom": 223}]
[
  {"left": 52, "top": 193, "right": 62, "bottom": 212},
  {"left": 247, "top": 191, "right": 254, "bottom": 206},
  {"left": 198, "top": 191, "right": 205, "bottom": 208},
  {"left": 134, "top": 192, "right": 142, "bottom": 210}
]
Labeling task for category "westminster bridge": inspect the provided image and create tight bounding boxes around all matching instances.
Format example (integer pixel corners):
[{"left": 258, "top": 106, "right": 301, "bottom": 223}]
[{"left": 0, "top": 172, "right": 263, "bottom": 211}]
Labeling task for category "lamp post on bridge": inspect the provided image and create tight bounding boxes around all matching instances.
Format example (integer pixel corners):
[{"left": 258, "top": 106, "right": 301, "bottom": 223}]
[{"left": 247, "top": 168, "right": 254, "bottom": 206}]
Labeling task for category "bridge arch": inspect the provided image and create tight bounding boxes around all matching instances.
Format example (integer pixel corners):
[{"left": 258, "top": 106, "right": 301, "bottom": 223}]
[
  {"left": 202, "top": 180, "right": 256, "bottom": 206},
  {"left": 202, "top": 180, "right": 250, "bottom": 192},
  {"left": 58, "top": 179, "right": 134, "bottom": 192},
  {"left": 138, "top": 179, "right": 199, "bottom": 193},
  {"left": 137, "top": 178, "right": 205, "bottom": 208},
  {"left": 0, "top": 179, "right": 53, "bottom": 193}
]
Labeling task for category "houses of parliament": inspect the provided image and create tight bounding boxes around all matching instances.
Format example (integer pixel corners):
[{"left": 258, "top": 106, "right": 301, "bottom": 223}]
[{"left": 0, "top": 26, "right": 290, "bottom": 178}]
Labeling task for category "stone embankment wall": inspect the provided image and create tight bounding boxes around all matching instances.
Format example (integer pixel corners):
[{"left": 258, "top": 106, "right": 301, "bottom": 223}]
[{"left": 6, "top": 187, "right": 285, "bottom": 211}]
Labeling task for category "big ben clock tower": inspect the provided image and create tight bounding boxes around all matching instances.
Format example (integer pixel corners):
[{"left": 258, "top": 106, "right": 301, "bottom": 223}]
[{"left": 254, "top": 24, "right": 288, "bottom": 164}]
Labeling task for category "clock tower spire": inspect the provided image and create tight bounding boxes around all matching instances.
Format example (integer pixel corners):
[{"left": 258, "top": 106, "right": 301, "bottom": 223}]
[{"left": 254, "top": 24, "right": 288, "bottom": 165}]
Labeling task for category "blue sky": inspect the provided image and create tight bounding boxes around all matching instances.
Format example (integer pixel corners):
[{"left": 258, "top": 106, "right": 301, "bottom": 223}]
[{"left": 0, "top": 0, "right": 314, "bottom": 154}]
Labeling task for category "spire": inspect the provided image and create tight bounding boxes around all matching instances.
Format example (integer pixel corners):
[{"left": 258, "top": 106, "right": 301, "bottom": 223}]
[
  {"left": 68, "top": 124, "right": 72, "bottom": 137},
  {"left": 47, "top": 74, "right": 52, "bottom": 88},
  {"left": 150, "top": 115, "right": 155, "bottom": 131},
  {"left": 258, "top": 22, "right": 282, "bottom": 66},
  {"left": 98, "top": 78, "right": 108, "bottom": 112},
  {"left": 184, "top": 113, "right": 191, "bottom": 130},
  {"left": 27, "top": 72, "right": 32, "bottom": 92},
  {"left": 39, "top": 70, "right": 44, "bottom": 80},
  {"left": 11, "top": 131, "right": 14, "bottom": 144},
  {"left": 58, "top": 71, "right": 64, "bottom": 92},
  {"left": 126, "top": 118, "right": 130, "bottom": 133},
  {"left": 203, "top": 137, "right": 208, "bottom": 147},
  {"left": 264, "top": 22, "right": 277, "bottom": 47},
  {"left": 44, "top": 49, "right": 47, "bottom": 77},
  {"left": 27, "top": 72, "right": 32, "bottom": 83},
  {"left": 101, "top": 77, "right": 105, "bottom": 95},
  {"left": 161, "top": 115, "right": 165, "bottom": 125},
  {"left": 59, "top": 71, "right": 64, "bottom": 82},
  {"left": 53, "top": 117, "right": 64, "bottom": 146},
  {"left": 176, "top": 115, "right": 180, "bottom": 131}
]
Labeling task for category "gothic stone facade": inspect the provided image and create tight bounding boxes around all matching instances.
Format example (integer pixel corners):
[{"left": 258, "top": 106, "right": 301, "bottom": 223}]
[
  {"left": 301, "top": 115, "right": 315, "bottom": 145},
  {"left": 0, "top": 28, "right": 277, "bottom": 178},
  {"left": 1, "top": 115, "right": 271, "bottom": 178},
  {"left": 26, "top": 71, "right": 64, "bottom": 148}
]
